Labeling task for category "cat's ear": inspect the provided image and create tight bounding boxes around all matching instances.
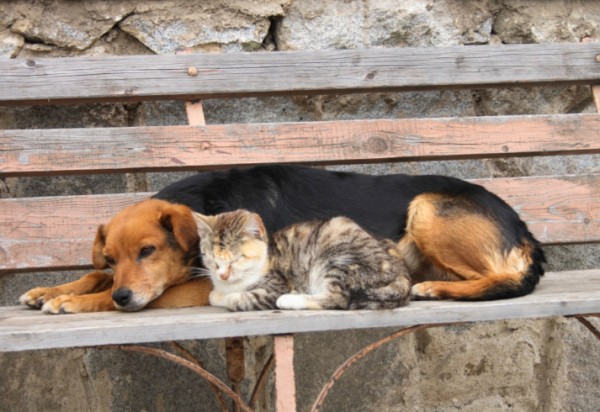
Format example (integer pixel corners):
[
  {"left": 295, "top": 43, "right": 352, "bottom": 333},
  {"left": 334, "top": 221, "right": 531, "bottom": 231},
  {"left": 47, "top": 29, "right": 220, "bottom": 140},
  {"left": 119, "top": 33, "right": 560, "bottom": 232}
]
[
  {"left": 244, "top": 212, "right": 267, "bottom": 241},
  {"left": 192, "top": 212, "right": 216, "bottom": 239}
]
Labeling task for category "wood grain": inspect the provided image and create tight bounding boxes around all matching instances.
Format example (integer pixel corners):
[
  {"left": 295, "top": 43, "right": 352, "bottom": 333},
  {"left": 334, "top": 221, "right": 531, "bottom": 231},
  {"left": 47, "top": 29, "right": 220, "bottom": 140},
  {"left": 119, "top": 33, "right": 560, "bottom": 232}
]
[
  {"left": 1, "top": 43, "right": 599, "bottom": 105},
  {"left": 2, "top": 114, "right": 600, "bottom": 177},
  {"left": 1, "top": 175, "right": 598, "bottom": 272},
  {"left": 0, "top": 269, "right": 598, "bottom": 352},
  {"left": 0, "top": 193, "right": 149, "bottom": 271},
  {"left": 477, "top": 175, "right": 600, "bottom": 245}
]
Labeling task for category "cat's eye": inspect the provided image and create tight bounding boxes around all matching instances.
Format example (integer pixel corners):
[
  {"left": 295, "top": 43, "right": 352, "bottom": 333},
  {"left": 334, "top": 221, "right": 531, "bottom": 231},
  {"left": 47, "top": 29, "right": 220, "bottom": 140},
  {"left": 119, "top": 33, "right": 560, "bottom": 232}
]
[
  {"left": 104, "top": 255, "right": 116, "bottom": 266},
  {"left": 138, "top": 245, "right": 156, "bottom": 260},
  {"left": 230, "top": 256, "right": 248, "bottom": 266}
]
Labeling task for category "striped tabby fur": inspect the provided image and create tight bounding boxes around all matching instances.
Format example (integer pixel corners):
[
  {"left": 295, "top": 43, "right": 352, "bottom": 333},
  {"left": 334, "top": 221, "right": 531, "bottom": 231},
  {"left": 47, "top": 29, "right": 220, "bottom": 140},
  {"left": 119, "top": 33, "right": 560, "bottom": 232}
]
[{"left": 193, "top": 210, "right": 411, "bottom": 311}]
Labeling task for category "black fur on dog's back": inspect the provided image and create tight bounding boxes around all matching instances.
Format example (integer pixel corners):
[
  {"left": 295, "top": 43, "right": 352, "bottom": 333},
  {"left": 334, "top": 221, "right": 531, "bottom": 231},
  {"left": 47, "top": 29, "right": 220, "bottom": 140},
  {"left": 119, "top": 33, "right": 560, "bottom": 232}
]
[
  {"left": 155, "top": 165, "right": 411, "bottom": 238},
  {"left": 154, "top": 165, "right": 545, "bottom": 300}
]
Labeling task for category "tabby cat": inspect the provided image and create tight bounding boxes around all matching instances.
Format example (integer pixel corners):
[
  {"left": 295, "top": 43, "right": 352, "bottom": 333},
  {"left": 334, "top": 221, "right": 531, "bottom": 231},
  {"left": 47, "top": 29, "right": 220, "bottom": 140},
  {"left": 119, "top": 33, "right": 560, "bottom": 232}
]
[{"left": 193, "top": 209, "right": 411, "bottom": 311}]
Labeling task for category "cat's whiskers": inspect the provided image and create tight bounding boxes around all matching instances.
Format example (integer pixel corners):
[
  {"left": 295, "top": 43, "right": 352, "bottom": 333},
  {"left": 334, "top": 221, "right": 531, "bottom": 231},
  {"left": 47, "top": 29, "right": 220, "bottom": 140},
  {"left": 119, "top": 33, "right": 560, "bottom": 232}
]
[{"left": 187, "top": 267, "right": 212, "bottom": 279}]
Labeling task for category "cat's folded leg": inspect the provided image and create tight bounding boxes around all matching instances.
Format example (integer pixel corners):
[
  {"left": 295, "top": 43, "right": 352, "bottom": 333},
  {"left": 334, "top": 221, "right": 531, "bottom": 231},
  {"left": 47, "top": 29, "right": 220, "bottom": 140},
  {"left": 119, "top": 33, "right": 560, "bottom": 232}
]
[{"left": 212, "top": 289, "right": 277, "bottom": 311}]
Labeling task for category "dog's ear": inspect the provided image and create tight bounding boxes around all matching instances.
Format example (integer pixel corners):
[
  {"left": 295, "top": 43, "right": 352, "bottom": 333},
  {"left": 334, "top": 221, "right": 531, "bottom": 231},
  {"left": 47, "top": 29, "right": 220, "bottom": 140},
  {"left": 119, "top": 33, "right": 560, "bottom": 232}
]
[
  {"left": 192, "top": 212, "right": 217, "bottom": 240},
  {"left": 92, "top": 224, "right": 108, "bottom": 269},
  {"left": 160, "top": 205, "right": 199, "bottom": 253}
]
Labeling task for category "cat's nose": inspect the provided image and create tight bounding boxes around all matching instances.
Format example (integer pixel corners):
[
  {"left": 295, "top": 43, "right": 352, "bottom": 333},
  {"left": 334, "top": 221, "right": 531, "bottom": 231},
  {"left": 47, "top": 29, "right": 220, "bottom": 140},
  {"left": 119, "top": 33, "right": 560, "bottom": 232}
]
[{"left": 219, "top": 267, "right": 231, "bottom": 281}]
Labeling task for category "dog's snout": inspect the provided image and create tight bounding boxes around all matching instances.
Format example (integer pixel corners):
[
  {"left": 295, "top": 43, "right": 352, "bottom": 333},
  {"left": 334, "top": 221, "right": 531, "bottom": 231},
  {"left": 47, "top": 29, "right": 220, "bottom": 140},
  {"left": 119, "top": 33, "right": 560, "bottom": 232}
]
[{"left": 112, "top": 288, "right": 133, "bottom": 307}]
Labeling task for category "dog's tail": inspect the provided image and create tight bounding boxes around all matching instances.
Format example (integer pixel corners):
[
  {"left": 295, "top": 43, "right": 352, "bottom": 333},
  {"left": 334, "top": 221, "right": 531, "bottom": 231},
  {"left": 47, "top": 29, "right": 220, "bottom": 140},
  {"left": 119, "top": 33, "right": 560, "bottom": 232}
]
[{"left": 469, "top": 233, "right": 546, "bottom": 301}]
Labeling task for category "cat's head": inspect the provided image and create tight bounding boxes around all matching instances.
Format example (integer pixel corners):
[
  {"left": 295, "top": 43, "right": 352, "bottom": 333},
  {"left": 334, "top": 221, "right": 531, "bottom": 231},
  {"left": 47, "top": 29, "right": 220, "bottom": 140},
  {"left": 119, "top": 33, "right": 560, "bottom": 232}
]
[{"left": 192, "top": 210, "right": 269, "bottom": 287}]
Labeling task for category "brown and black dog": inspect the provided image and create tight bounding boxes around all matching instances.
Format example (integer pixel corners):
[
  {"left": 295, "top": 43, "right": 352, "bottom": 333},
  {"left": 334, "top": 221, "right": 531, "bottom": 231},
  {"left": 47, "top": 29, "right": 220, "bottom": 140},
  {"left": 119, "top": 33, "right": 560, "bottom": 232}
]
[{"left": 19, "top": 165, "right": 545, "bottom": 314}]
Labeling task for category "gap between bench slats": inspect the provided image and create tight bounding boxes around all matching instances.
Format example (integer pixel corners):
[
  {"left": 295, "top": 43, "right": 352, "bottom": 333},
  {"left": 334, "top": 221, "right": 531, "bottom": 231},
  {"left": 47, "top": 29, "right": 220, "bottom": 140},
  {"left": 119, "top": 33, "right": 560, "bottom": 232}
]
[
  {"left": 1, "top": 43, "right": 599, "bottom": 105},
  {"left": 0, "top": 175, "right": 598, "bottom": 272},
  {"left": 0, "top": 269, "right": 598, "bottom": 352},
  {"left": 2, "top": 114, "right": 600, "bottom": 177}
]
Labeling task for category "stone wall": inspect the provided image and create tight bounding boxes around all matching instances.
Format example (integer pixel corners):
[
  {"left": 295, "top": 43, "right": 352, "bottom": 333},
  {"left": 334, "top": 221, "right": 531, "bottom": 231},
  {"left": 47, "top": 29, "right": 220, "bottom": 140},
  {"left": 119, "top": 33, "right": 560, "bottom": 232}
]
[{"left": 1, "top": 1, "right": 599, "bottom": 411}]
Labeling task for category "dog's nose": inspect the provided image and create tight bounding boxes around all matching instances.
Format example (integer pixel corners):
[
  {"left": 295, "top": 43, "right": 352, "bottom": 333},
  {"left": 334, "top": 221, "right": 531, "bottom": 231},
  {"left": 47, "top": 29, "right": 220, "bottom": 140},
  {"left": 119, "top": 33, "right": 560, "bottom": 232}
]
[{"left": 112, "top": 288, "right": 133, "bottom": 307}]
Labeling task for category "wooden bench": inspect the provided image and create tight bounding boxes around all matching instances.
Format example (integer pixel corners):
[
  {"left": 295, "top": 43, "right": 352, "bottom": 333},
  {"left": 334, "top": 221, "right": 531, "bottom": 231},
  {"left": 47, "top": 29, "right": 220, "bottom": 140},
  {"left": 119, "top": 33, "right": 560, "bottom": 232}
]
[{"left": 1, "top": 42, "right": 600, "bottom": 411}]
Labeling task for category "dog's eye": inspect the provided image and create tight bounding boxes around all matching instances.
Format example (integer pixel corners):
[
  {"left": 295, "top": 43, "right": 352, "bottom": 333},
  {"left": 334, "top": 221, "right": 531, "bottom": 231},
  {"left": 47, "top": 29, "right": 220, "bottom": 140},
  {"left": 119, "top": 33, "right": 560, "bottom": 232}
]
[
  {"left": 104, "top": 256, "right": 116, "bottom": 266},
  {"left": 139, "top": 245, "right": 156, "bottom": 259}
]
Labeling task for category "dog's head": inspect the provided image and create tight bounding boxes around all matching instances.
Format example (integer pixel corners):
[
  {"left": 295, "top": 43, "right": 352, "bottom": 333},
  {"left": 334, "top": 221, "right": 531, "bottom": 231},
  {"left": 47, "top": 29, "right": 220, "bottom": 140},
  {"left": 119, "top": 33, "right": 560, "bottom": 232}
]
[{"left": 93, "top": 199, "right": 199, "bottom": 311}]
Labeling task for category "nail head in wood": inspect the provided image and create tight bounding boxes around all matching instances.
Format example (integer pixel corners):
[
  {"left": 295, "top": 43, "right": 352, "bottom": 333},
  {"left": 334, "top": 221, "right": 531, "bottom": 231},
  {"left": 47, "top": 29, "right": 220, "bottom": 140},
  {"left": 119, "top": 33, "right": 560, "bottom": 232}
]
[{"left": 187, "top": 66, "right": 199, "bottom": 76}]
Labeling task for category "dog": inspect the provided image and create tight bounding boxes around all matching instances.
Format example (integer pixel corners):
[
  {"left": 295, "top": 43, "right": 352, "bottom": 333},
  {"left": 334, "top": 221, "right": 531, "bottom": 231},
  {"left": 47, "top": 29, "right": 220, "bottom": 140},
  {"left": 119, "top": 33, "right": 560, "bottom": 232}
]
[{"left": 19, "top": 165, "right": 545, "bottom": 314}]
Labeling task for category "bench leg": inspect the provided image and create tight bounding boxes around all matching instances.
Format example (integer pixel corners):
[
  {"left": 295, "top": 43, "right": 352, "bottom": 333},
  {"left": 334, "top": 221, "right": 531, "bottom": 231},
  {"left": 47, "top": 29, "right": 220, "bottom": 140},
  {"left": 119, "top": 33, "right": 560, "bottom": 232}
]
[{"left": 274, "top": 334, "right": 297, "bottom": 412}]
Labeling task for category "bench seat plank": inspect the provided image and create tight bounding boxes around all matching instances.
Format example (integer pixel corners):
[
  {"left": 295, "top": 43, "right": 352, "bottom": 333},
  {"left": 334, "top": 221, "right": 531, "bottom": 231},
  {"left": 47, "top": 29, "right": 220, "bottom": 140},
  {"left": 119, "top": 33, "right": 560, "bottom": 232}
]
[
  {"left": 2, "top": 43, "right": 599, "bottom": 105},
  {"left": 1, "top": 174, "right": 598, "bottom": 272},
  {"left": 3, "top": 114, "right": 600, "bottom": 177},
  {"left": 0, "top": 269, "right": 598, "bottom": 352}
]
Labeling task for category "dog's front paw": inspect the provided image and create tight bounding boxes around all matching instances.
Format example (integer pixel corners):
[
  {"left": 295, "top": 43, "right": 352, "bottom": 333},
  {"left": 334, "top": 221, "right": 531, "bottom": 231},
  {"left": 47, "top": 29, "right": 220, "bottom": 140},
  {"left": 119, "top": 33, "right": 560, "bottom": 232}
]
[
  {"left": 410, "top": 282, "right": 441, "bottom": 300},
  {"left": 41, "top": 295, "right": 79, "bottom": 314},
  {"left": 209, "top": 290, "right": 226, "bottom": 307},
  {"left": 276, "top": 294, "right": 308, "bottom": 310},
  {"left": 19, "top": 287, "right": 63, "bottom": 309}
]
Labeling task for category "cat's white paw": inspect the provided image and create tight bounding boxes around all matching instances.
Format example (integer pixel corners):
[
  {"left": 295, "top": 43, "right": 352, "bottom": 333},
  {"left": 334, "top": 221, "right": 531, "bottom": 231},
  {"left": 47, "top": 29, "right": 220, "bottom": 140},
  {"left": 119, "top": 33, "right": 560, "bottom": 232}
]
[
  {"left": 276, "top": 294, "right": 308, "bottom": 310},
  {"left": 209, "top": 290, "right": 227, "bottom": 307}
]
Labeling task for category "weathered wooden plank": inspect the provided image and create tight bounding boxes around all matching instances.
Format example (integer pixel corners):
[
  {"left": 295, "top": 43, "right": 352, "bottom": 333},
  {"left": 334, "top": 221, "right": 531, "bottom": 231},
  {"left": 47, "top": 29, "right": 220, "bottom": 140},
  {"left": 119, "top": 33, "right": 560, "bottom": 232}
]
[
  {"left": 1, "top": 43, "right": 599, "bottom": 105},
  {"left": 0, "top": 269, "right": 598, "bottom": 352},
  {"left": 3, "top": 114, "right": 600, "bottom": 177},
  {"left": 0, "top": 193, "right": 149, "bottom": 271},
  {"left": 476, "top": 175, "right": 600, "bottom": 245},
  {"left": 1, "top": 175, "right": 598, "bottom": 272}
]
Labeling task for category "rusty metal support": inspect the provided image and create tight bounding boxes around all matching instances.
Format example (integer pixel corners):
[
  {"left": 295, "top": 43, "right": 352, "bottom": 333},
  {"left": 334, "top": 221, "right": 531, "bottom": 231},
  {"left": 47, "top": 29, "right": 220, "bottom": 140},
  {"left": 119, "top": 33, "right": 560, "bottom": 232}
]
[
  {"left": 574, "top": 316, "right": 600, "bottom": 341},
  {"left": 274, "top": 334, "right": 297, "bottom": 412},
  {"left": 100, "top": 344, "right": 253, "bottom": 412},
  {"left": 249, "top": 354, "right": 275, "bottom": 409},
  {"left": 310, "top": 323, "right": 456, "bottom": 412},
  {"left": 93, "top": 313, "right": 600, "bottom": 412},
  {"left": 170, "top": 341, "right": 228, "bottom": 412}
]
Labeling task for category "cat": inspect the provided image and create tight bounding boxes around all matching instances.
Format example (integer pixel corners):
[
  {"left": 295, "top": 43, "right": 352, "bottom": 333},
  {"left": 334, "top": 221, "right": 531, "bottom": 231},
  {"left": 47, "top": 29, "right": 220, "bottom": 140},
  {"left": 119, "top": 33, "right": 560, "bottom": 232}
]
[{"left": 192, "top": 209, "right": 411, "bottom": 311}]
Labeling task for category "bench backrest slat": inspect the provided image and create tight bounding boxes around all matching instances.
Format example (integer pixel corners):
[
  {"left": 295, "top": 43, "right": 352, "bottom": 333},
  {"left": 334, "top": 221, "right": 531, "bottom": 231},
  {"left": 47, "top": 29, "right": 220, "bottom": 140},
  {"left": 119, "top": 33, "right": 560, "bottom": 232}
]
[
  {"left": 2, "top": 114, "right": 599, "bottom": 177},
  {"left": 0, "top": 193, "right": 149, "bottom": 272},
  {"left": 1, "top": 174, "right": 598, "bottom": 272},
  {"left": 1, "top": 43, "right": 599, "bottom": 275},
  {"left": 2, "top": 43, "right": 599, "bottom": 106}
]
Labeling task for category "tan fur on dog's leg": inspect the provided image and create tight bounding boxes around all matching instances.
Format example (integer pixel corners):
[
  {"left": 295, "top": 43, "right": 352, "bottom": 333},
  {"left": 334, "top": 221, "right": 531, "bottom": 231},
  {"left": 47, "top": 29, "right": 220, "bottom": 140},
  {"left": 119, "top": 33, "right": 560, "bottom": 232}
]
[
  {"left": 19, "top": 271, "right": 113, "bottom": 309},
  {"left": 42, "top": 289, "right": 116, "bottom": 314}
]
